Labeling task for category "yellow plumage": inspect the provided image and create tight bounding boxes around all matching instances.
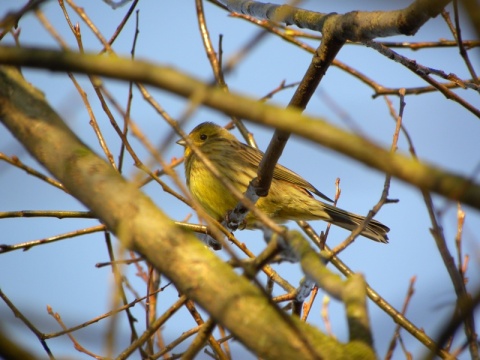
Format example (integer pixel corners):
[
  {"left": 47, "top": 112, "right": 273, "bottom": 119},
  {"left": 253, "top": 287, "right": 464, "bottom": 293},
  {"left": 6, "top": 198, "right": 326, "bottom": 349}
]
[{"left": 178, "top": 122, "right": 389, "bottom": 243}]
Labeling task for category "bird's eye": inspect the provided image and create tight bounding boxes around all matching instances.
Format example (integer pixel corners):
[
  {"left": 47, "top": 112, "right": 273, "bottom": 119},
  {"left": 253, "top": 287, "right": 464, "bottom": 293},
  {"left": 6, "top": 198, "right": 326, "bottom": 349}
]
[{"left": 199, "top": 134, "right": 207, "bottom": 141}]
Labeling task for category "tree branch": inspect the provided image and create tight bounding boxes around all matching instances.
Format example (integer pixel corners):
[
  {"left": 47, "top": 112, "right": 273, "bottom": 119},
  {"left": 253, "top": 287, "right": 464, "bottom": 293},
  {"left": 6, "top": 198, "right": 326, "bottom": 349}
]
[
  {"left": 0, "top": 47, "right": 478, "bottom": 210},
  {"left": 255, "top": 31, "right": 344, "bottom": 196},
  {"left": 0, "top": 66, "right": 376, "bottom": 360},
  {"left": 219, "top": 0, "right": 451, "bottom": 40}
]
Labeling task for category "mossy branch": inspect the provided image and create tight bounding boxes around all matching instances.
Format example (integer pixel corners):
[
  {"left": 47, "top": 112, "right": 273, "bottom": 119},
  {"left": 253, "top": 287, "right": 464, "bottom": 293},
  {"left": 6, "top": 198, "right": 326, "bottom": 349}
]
[
  {"left": 0, "top": 66, "right": 377, "bottom": 359},
  {"left": 0, "top": 46, "right": 477, "bottom": 210}
]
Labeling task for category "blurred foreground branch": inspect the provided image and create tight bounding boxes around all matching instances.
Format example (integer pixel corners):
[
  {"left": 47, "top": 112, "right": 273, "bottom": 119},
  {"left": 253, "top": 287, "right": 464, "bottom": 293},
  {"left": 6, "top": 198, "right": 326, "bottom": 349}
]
[
  {"left": 0, "top": 46, "right": 478, "bottom": 210},
  {"left": 0, "top": 66, "right": 376, "bottom": 359}
]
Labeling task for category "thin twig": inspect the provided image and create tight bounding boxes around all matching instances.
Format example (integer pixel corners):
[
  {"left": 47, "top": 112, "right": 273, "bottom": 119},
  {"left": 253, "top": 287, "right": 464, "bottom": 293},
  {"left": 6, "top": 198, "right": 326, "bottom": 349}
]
[
  {"left": 0, "top": 210, "right": 94, "bottom": 219},
  {"left": 451, "top": 2, "right": 479, "bottom": 84},
  {"left": 103, "top": 231, "right": 142, "bottom": 358},
  {"left": 321, "top": 296, "right": 334, "bottom": 338},
  {"left": 47, "top": 306, "right": 105, "bottom": 359},
  {"left": 0, "top": 225, "right": 106, "bottom": 254},
  {"left": 44, "top": 288, "right": 163, "bottom": 340},
  {"left": 184, "top": 301, "right": 229, "bottom": 360},
  {"left": 0, "top": 289, "right": 55, "bottom": 359},
  {"left": 301, "top": 286, "right": 319, "bottom": 322},
  {"left": 385, "top": 276, "right": 417, "bottom": 360},
  {"left": 0, "top": 152, "right": 66, "bottom": 191},
  {"left": 299, "top": 221, "right": 452, "bottom": 359},
  {"left": 117, "top": 8, "right": 139, "bottom": 173}
]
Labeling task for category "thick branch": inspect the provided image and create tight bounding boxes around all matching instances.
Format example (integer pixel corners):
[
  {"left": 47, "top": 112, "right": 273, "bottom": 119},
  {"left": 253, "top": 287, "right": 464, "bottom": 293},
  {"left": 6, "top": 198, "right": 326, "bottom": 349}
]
[
  {"left": 0, "top": 47, "right": 478, "bottom": 210},
  {"left": 220, "top": 0, "right": 451, "bottom": 41},
  {"left": 286, "top": 231, "right": 373, "bottom": 346},
  {"left": 256, "top": 31, "right": 344, "bottom": 196},
  {"left": 0, "top": 66, "right": 376, "bottom": 359}
]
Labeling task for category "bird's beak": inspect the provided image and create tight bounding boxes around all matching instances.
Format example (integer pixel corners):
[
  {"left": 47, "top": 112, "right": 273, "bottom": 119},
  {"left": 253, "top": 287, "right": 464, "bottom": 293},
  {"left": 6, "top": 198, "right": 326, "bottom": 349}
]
[{"left": 176, "top": 139, "right": 186, "bottom": 147}]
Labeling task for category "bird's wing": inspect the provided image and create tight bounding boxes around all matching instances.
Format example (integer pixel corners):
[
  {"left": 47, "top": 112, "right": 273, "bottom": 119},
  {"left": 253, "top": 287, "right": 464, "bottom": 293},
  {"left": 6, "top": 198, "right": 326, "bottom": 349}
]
[{"left": 237, "top": 143, "right": 333, "bottom": 202}]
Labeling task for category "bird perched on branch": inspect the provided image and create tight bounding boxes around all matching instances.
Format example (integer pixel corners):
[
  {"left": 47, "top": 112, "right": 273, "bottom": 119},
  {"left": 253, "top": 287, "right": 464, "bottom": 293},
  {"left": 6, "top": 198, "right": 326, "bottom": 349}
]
[{"left": 177, "top": 122, "right": 389, "bottom": 243}]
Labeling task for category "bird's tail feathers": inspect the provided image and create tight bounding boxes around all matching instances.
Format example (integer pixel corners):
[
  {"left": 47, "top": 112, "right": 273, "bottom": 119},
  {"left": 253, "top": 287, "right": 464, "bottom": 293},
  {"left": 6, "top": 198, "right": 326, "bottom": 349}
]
[{"left": 322, "top": 204, "right": 389, "bottom": 243}]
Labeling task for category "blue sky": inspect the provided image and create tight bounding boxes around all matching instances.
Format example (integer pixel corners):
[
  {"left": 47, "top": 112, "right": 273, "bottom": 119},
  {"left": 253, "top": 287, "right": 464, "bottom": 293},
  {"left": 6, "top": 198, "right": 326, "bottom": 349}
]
[{"left": 1, "top": 1, "right": 479, "bottom": 359}]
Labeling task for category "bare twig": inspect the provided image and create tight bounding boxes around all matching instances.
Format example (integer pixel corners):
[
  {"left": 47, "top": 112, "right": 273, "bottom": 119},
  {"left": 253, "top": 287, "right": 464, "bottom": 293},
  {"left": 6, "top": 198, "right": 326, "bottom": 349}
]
[
  {"left": 450, "top": 2, "right": 479, "bottom": 83},
  {"left": 103, "top": 231, "right": 142, "bottom": 358},
  {"left": 184, "top": 301, "right": 229, "bottom": 360},
  {"left": 48, "top": 306, "right": 104, "bottom": 359},
  {"left": 299, "top": 221, "right": 452, "bottom": 359},
  {"left": 365, "top": 41, "right": 480, "bottom": 118},
  {"left": 395, "top": 87, "right": 479, "bottom": 358},
  {"left": 0, "top": 0, "right": 49, "bottom": 40},
  {"left": 385, "top": 276, "right": 417, "bottom": 360},
  {"left": 0, "top": 289, "right": 54, "bottom": 359},
  {"left": 116, "top": 295, "right": 189, "bottom": 360},
  {"left": 0, "top": 225, "right": 106, "bottom": 254},
  {"left": 0, "top": 152, "right": 66, "bottom": 191},
  {"left": 301, "top": 286, "right": 319, "bottom": 322},
  {"left": 0, "top": 210, "right": 93, "bottom": 219},
  {"left": 321, "top": 296, "right": 334, "bottom": 338}
]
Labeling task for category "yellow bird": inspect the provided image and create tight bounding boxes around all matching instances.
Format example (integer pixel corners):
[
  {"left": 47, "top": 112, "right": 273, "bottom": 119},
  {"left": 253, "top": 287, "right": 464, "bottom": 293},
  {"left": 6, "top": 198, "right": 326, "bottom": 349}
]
[{"left": 178, "top": 122, "right": 389, "bottom": 243}]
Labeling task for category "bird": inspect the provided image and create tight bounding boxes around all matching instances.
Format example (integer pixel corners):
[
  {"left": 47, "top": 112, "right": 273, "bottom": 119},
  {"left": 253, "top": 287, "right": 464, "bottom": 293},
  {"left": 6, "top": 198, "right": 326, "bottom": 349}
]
[{"left": 177, "top": 122, "right": 389, "bottom": 243}]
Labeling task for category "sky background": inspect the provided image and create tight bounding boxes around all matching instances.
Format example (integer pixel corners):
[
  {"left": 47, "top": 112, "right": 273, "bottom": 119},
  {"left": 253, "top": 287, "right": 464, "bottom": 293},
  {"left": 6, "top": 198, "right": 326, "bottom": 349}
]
[{"left": 1, "top": 1, "right": 479, "bottom": 359}]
